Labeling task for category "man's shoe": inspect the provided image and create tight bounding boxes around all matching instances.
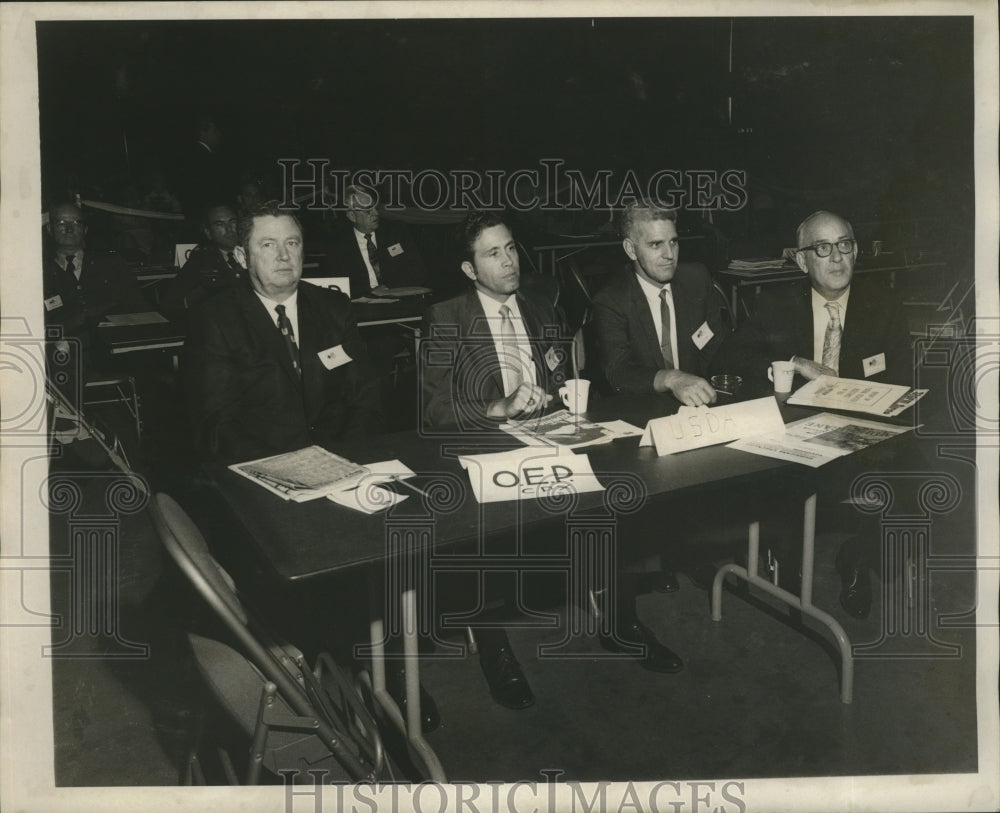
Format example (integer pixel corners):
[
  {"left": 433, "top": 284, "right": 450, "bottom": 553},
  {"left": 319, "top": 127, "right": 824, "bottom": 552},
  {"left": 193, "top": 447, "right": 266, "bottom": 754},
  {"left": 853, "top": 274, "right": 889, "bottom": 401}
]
[
  {"left": 387, "top": 666, "right": 441, "bottom": 733},
  {"left": 479, "top": 646, "right": 534, "bottom": 710},
  {"left": 839, "top": 565, "right": 872, "bottom": 619},
  {"left": 599, "top": 621, "right": 684, "bottom": 674}
]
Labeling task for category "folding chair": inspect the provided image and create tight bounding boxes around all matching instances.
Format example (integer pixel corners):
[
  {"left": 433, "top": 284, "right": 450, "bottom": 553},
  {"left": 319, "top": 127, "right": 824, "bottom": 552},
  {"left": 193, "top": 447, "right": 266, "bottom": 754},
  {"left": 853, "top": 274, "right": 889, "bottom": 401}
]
[
  {"left": 83, "top": 374, "right": 142, "bottom": 441},
  {"left": 148, "top": 493, "right": 389, "bottom": 785}
]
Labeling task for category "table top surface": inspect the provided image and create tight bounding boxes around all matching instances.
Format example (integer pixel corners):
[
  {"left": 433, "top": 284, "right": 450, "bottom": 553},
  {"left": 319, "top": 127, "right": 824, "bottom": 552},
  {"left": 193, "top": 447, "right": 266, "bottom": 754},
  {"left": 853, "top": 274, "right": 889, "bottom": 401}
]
[{"left": 206, "top": 394, "right": 917, "bottom": 583}]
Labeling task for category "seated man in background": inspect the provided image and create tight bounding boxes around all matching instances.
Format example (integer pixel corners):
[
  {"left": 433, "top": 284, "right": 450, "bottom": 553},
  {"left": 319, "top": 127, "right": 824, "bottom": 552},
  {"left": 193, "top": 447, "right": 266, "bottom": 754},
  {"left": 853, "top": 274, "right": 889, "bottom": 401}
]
[
  {"left": 320, "top": 184, "right": 428, "bottom": 298},
  {"left": 715, "top": 210, "right": 915, "bottom": 618},
  {"left": 43, "top": 201, "right": 149, "bottom": 402},
  {"left": 182, "top": 200, "right": 382, "bottom": 464},
  {"left": 160, "top": 203, "right": 244, "bottom": 320}
]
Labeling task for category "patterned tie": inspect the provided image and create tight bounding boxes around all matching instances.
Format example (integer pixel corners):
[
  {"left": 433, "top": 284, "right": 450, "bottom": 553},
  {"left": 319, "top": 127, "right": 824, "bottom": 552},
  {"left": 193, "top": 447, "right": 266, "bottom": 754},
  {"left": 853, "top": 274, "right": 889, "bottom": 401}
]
[
  {"left": 499, "top": 304, "right": 523, "bottom": 395},
  {"left": 659, "top": 288, "right": 674, "bottom": 370},
  {"left": 822, "top": 302, "right": 842, "bottom": 374},
  {"left": 275, "top": 304, "right": 301, "bottom": 377},
  {"left": 364, "top": 232, "right": 382, "bottom": 286}
]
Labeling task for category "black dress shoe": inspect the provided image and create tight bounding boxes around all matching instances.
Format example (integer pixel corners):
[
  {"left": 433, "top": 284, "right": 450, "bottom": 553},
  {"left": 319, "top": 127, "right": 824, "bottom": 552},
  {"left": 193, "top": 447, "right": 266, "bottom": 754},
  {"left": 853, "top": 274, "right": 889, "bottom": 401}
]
[
  {"left": 836, "top": 547, "right": 872, "bottom": 619},
  {"left": 387, "top": 667, "right": 441, "bottom": 733},
  {"left": 648, "top": 570, "right": 680, "bottom": 593},
  {"left": 599, "top": 621, "right": 684, "bottom": 673},
  {"left": 479, "top": 646, "right": 535, "bottom": 710}
]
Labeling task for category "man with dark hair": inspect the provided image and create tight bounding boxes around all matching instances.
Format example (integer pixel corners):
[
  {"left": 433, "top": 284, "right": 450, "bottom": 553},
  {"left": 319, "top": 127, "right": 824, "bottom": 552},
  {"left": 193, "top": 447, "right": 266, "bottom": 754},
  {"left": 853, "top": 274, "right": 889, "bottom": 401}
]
[
  {"left": 593, "top": 202, "right": 727, "bottom": 404},
  {"left": 160, "top": 203, "right": 244, "bottom": 319},
  {"left": 319, "top": 185, "right": 428, "bottom": 298},
  {"left": 715, "top": 210, "right": 915, "bottom": 618},
  {"left": 182, "top": 201, "right": 382, "bottom": 463}
]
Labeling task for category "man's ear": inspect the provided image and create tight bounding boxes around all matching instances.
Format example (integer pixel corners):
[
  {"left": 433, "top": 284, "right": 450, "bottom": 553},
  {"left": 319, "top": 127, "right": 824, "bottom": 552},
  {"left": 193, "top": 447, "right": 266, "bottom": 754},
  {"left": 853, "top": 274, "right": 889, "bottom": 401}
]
[
  {"left": 233, "top": 245, "right": 248, "bottom": 269},
  {"left": 622, "top": 237, "right": 637, "bottom": 262},
  {"left": 460, "top": 260, "right": 476, "bottom": 282},
  {"left": 793, "top": 250, "right": 809, "bottom": 274}
]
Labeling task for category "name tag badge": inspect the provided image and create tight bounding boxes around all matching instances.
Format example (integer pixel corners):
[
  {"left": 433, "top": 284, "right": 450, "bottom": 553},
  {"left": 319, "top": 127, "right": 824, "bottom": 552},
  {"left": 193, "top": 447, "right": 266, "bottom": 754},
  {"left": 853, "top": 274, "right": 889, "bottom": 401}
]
[
  {"left": 44, "top": 294, "right": 64, "bottom": 311},
  {"left": 691, "top": 321, "right": 714, "bottom": 350},
  {"left": 863, "top": 352, "right": 887, "bottom": 377},
  {"left": 318, "top": 344, "right": 353, "bottom": 370},
  {"left": 387, "top": 242, "right": 404, "bottom": 257},
  {"left": 544, "top": 345, "right": 562, "bottom": 372}
]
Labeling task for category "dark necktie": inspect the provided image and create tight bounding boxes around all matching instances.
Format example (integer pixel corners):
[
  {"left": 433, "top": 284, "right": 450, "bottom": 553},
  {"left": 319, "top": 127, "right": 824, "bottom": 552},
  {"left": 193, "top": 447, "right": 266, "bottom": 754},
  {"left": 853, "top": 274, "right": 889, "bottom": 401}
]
[
  {"left": 659, "top": 288, "right": 674, "bottom": 369},
  {"left": 275, "top": 304, "right": 301, "bottom": 376},
  {"left": 364, "top": 232, "right": 383, "bottom": 286},
  {"left": 226, "top": 251, "right": 240, "bottom": 275},
  {"left": 65, "top": 254, "right": 77, "bottom": 279}
]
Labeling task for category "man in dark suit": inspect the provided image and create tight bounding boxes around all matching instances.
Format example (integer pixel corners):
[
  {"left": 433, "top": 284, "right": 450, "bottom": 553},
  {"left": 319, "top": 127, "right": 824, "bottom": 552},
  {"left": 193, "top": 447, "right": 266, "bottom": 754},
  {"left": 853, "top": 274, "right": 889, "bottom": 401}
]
[
  {"left": 319, "top": 185, "right": 428, "bottom": 298},
  {"left": 43, "top": 202, "right": 149, "bottom": 402},
  {"left": 182, "top": 201, "right": 382, "bottom": 464},
  {"left": 593, "top": 203, "right": 726, "bottom": 404},
  {"left": 160, "top": 203, "right": 245, "bottom": 320},
  {"left": 715, "top": 210, "right": 916, "bottom": 618}
]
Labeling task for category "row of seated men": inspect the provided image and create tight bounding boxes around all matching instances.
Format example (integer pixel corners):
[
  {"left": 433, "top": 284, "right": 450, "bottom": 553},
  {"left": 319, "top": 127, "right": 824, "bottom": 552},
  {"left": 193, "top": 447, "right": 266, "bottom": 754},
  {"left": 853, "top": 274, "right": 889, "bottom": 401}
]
[{"left": 43, "top": 195, "right": 914, "bottom": 734}]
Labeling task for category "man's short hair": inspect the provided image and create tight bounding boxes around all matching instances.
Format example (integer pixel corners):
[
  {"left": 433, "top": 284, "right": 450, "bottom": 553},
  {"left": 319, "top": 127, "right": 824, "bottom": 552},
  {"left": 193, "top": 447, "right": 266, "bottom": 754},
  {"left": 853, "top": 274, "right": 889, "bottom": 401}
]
[
  {"left": 201, "top": 202, "right": 237, "bottom": 228},
  {"left": 343, "top": 184, "right": 376, "bottom": 211},
  {"left": 619, "top": 200, "right": 677, "bottom": 241},
  {"left": 795, "top": 210, "right": 855, "bottom": 248},
  {"left": 459, "top": 210, "right": 510, "bottom": 262},
  {"left": 237, "top": 200, "right": 302, "bottom": 253}
]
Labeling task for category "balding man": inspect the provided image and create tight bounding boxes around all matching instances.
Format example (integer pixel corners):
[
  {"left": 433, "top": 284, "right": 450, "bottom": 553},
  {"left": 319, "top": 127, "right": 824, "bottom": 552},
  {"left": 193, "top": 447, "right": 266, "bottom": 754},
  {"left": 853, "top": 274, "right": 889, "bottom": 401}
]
[{"left": 716, "top": 210, "right": 914, "bottom": 619}]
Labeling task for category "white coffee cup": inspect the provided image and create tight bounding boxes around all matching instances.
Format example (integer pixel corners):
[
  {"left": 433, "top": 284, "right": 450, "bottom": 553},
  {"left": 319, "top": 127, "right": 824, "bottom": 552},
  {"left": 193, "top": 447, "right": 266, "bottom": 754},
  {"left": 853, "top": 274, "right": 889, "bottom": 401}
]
[
  {"left": 559, "top": 379, "right": 590, "bottom": 414},
  {"left": 768, "top": 360, "right": 796, "bottom": 393}
]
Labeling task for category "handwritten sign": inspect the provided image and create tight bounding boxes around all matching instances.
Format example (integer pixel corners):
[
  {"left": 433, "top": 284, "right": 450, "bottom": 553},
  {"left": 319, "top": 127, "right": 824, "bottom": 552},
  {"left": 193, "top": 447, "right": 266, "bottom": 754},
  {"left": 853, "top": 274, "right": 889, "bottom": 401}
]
[
  {"left": 458, "top": 448, "right": 604, "bottom": 504},
  {"left": 639, "top": 396, "right": 784, "bottom": 456}
]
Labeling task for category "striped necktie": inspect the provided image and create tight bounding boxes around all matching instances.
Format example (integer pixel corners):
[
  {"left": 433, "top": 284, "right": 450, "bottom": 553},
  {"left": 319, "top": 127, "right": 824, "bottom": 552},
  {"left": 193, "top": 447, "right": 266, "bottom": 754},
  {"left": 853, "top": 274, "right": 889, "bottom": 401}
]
[
  {"left": 822, "top": 302, "right": 842, "bottom": 374},
  {"left": 275, "top": 304, "right": 301, "bottom": 377}
]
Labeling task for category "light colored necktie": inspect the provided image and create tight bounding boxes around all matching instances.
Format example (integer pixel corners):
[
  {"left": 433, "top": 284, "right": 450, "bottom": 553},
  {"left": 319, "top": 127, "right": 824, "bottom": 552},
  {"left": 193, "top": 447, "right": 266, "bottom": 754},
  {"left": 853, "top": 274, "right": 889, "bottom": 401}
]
[
  {"left": 499, "top": 304, "right": 523, "bottom": 395},
  {"left": 659, "top": 288, "right": 674, "bottom": 370},
  {"left": 822, "top": 301, "right": 842, "bottom": 374}
]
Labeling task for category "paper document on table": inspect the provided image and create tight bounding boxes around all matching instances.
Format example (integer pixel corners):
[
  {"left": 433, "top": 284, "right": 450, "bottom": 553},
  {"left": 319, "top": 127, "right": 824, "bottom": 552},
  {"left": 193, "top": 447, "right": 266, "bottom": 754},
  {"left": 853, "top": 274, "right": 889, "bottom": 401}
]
[
  {"left": 639, "top": 396, "right": 784, "bottom": 456},
  {"left": 460, "top": 447, "right": 604, "bottom": 503},
  {"left": 230, "top": 445, "right": 368, "bottom": 501},
  {"left": 501, "top": 410, "right": 641, "bottom": 449},
  {"left": 381, "top": 286, "right": 432, "bottom": 297},
  {"left": 351, "top": 296, "right": 400, "bottom": 304},
  {"left": 98, "top": 311, "right": 169, "bottom": 326},
  {"left": 787, "top": 375, "right": 928, "bottom": 417},
  {"left": 728, "top": 412, "right": 913, "bottom": 467}
]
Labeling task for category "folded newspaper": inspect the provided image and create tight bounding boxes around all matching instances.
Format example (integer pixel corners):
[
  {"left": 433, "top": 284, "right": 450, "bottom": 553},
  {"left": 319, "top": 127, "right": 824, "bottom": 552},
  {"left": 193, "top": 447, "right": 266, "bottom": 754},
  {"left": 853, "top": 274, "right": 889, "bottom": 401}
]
[
  {"left": 501, "top": 410, "right": 642, "bottom": 449},
  {"left": 230, "top": 445, "right": 369, "bottom": 502}
]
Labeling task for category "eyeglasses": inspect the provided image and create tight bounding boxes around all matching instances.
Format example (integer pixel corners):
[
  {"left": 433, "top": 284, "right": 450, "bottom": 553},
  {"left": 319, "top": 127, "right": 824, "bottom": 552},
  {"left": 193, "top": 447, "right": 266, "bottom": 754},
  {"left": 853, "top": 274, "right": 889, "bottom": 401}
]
[
  {"left": 54, "top": 219, "right": 85, "bottom": 229},
  {"left": 796, "top": 239, "right": 856, "bottom": 258}
]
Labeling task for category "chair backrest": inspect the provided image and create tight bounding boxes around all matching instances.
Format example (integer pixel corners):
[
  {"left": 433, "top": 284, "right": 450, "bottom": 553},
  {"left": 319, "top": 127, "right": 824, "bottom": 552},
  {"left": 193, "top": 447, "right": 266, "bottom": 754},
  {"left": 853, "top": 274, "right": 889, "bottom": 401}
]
[{"left": 149, "top": 493, "right": 379, "bottom": 782}]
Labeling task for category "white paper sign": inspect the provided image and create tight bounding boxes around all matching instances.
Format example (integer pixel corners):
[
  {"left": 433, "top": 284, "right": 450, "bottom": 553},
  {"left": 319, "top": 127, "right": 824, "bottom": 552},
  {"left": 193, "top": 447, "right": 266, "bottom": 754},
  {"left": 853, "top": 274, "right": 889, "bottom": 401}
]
[
  {"left": 459, "top": 448, "right": 604, "bottom": 503},
  {"left": 639, "top": 396, "right": 785, "bottom": 456}
]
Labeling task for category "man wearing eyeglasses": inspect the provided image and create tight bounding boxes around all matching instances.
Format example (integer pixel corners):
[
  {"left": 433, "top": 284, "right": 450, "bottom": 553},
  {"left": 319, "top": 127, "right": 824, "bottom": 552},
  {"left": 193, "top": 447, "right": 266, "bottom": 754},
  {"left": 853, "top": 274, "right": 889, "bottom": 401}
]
[
  {"left": 716, "top": 210, "right": 911, "bottom": 391},
  {"left": 715, "top": 210, "right": 914, "bottom": 620}
]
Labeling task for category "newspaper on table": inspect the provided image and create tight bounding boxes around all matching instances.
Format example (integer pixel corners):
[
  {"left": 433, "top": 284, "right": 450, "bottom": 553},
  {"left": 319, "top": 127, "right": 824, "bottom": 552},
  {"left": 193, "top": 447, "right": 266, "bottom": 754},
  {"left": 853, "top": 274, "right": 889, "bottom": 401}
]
[
  {"left": 501, "top": 409, "right": 643, "bottom": 450},
  {"left": 727, "top": 412, "right": 914, "bottom": 468},
  {"left": 787, "top": 375, "right": 927, "bottom": 417},
  {"left": 457, "top": 446, "right": 605, "bottom": 503},
  {"left": 229, "top": 445, "right": 369, "bottom": 502}
]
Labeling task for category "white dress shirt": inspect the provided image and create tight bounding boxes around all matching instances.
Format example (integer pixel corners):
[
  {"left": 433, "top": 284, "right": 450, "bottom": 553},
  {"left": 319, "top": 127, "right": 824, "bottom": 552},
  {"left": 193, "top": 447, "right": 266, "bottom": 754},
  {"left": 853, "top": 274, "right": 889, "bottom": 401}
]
[
  {"left": 476, "top": 290, "right": 537, "bottom": 395},
  {"left": 57, "top": 250, "right": 84, "bottom": 280},
  {"left": 811, "top": 287, "right": 850, "bottom": 365},
  {"left": 634, "top": 273, "right": 679, "bottom": 370},
  {"left": 255, "top": 288, "right": 300, "bottom": 343}
]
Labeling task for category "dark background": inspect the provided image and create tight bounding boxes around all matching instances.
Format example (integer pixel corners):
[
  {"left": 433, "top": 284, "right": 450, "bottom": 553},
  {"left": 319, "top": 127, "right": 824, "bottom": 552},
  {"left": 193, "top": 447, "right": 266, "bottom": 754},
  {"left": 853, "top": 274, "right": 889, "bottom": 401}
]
[{"left": 36, "top": 15, "right": 974, "bottom": 255}]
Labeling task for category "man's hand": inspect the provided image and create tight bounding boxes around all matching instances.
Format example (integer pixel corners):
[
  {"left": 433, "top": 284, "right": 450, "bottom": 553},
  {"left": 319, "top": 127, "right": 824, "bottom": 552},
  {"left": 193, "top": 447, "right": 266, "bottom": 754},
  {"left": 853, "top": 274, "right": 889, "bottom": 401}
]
[
  {"left": 654, "top": 370, "right": 717, "bottom": 407},
  {"left": 792, "top": 356, "right": 837, "bottom": 381},
  {"left": 486, "top": 381, "right": 553, "bottom": 420}
]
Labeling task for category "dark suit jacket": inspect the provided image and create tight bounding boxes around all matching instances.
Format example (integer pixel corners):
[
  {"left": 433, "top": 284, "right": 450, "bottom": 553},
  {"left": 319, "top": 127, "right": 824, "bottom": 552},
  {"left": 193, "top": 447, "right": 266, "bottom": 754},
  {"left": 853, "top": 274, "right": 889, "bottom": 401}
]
[
  {"left": 713, "top": 277, "right": 913, "bottom": 393},
  {"left": 182, "top": 279, "right": 382, "bottom": 463},
  {"left": 318, "top": 219, "right": 427, "bottom": 297},
  {"left": 43, "top": 250, "right": 149, "bottom": 342},
  {"left": 420, "top": 287, "right": 570, "bottom": 429},
  {"left": 591, "top": 263, "right": 727, "bottom": 395},
  {"left": 160, "top": 244, "right": 244, "bottom": 320}
]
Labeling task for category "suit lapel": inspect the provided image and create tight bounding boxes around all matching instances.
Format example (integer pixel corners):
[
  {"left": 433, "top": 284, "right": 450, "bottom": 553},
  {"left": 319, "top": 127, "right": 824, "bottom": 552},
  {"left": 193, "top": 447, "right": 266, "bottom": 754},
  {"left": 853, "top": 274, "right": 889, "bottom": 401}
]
[
  {"left": 296, "top": 286, "right": 325, "bottom": 413},
  {"left": 463, "top": 289, "right": 505, "bottom": 395},
  {"left": 794, "top": 283, "right": 814, "bottom": 359},
  {"left": 239, "top": 286, "right": 301, "bottom": 387},
  {"left": 627, "top": 273, "right": 662, "bottom": 368}
]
